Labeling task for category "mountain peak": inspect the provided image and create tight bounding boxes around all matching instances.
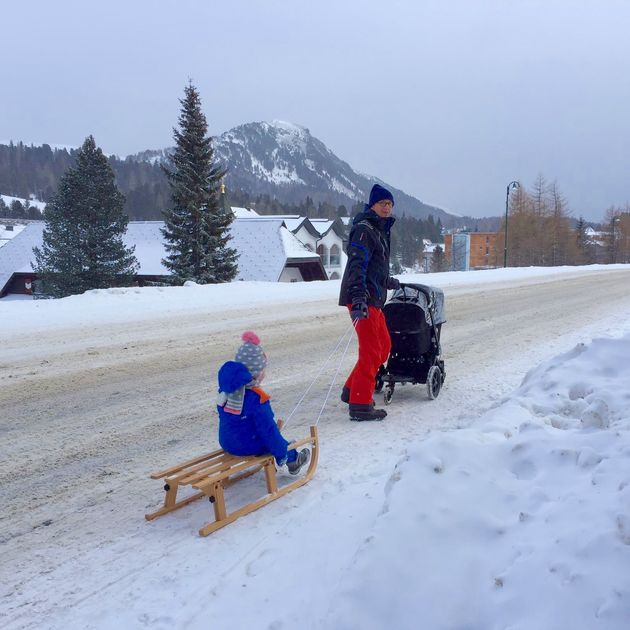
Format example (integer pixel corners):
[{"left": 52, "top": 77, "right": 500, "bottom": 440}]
[
  {"left": 125, "top": 121, "right": 452, "bottom": 220},
  {"left": 268, "top": 120, "right": 308, "bottom": 134},
  {"left": 212, "top": 121, "right": 451, "bottom": 220},
  {"left": 223, "top": 120, "right": 311, "bottom": 156}
]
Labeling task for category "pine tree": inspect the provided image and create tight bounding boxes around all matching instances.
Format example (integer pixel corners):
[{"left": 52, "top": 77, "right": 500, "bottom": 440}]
[
  {"left": 33, "top": 136, "right": 138, "bottom": 298},
  {"left": 27, "top": 204, "right": 43, "bottom": 220},
  {"left": 435, "top": 218, "right": 443, "bottom": 242},
  {"left": 10, "top": 199, "right": 26, "bottom": 219},
  {"left": 161, "top": 82, "right": 237, "bottom": 283},
  {"left": 351, "top": 201, "right": 363, "bottom": 217},
  {"left": 431, "top": 245, "right": 448, "bottom": 272},
  {"left": 574, "top": 216, "right": 594, "bottom": 265}
]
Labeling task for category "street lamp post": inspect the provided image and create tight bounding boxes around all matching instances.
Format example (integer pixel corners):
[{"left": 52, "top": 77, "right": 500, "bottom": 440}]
[
  {"left": 610, "top": 215, "right": 620, "bottom": 264},
  {"left": 503, "top": 180, "right": 520, "bottom": 268}
]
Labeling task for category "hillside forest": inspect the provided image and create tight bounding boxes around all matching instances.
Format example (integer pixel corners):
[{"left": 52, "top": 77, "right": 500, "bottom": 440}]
[
  {"left": 0, "top": 141, "right": 446, "bottom": 269},
  {"left": 2, "top": 142, "right": 629, "bottom": 269}
]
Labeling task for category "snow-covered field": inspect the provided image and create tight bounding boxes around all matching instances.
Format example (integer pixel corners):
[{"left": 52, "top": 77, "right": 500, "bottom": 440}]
[{"left": 1, "top": 265, "right": 630, "bottom": 630}]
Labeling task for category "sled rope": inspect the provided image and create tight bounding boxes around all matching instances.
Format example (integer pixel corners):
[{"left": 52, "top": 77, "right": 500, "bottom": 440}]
[
  {"left": 314, "top": 327, "right": 354, "bottom": 427},
  {"left": 283, "top": 324, "right": 354, "bottom": 428}
]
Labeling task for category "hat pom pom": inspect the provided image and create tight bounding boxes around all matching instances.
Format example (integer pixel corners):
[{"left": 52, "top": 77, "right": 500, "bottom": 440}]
[{"left": 241, "top": 330, "right": 260, "bottom": 345}]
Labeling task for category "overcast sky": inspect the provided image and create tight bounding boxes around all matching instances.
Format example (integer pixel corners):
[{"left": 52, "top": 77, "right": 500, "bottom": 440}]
[{"left": 2, "top": 0, "right": 629, "bottom": 221}]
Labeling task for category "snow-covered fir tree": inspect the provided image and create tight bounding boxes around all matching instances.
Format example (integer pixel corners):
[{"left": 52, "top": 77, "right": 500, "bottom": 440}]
[
  {"left": 33, "top": 136, "right": 138, "bottom": 298},
  {"left": 161, "top": 82, "right": 238, "bottom": 283}
]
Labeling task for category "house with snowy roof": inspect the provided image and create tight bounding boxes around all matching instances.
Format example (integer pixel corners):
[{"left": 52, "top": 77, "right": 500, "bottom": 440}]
[
  {"left": 0, "top": 221, "right": 171, "bottom": 297},
  {"left": 228, "top": 217, "right": 326, "bottom": 282},
  {"left": 308, "top": 218, "right": 347, "bottom": 280},
  {"left": 0, "top": 218, "right": 326, "bottom": 298},
  {"left": 0, "top": 223, "right": 27, "bottom": 249},
  {"left": 238, "top": 212, "right": 347, "bottom": 280}
]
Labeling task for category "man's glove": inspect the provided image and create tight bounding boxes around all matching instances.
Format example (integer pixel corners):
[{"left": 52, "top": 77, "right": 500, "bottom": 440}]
[
  {"left": 350, "top": 300, "right": 369, "bottom": 322},
  {"left": 387, "top": 277, "right": 401, "bottom": 290}
]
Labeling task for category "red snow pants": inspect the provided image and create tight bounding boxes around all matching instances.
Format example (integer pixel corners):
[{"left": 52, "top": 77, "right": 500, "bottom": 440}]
[{"left": 344, "top": 305, "right": 391, "bottom": 405}]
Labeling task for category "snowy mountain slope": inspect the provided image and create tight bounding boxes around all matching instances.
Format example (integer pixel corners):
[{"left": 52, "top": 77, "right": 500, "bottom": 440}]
[
  {"left": 2, "top": 124, "right": 452, "bottom": 221},
  {"left": 132, "top": 120, "right": 450, "bottom": 220},
  {"left": 0, "top": 194, "right": 46, "bottom": 212},
  {"left": 1, "top": 265, "right": 630, "bottom": 629}
]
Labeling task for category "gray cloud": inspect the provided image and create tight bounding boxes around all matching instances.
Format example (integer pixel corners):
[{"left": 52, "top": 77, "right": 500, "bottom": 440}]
[{"left": 1, "top": 0, "right": 629, "bottom": 220}]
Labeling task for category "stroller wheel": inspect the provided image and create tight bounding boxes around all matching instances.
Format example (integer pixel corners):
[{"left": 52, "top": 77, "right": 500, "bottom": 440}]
[
  {"left": 427, "top": 366, "right": 442, "bottom": 400},
  {"left": 384, "top": 383, "right": 394, "bottom": 405},
  {"left": 374, "top": 370, "right": 385, "bottom": 393}
]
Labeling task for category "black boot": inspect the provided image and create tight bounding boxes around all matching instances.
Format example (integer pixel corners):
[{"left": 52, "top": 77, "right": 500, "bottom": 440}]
[
  {"left": 342, "top": 388, "right": 376, "bottom": 408},
  {"left": 349, "top": 404, "right": 387, "bottom": 422}
]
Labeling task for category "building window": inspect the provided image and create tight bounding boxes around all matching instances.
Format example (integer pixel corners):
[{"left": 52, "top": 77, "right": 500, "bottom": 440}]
[
  {"left": 317, "top": 244, "right": 329, "bottom": 266},
  {"left": 329, "top": 244, "right": 341, "bottom": 267}
]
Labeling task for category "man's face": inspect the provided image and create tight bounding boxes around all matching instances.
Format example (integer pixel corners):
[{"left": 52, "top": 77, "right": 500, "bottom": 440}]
[{"left": 371, "top": 199, "right": 394, "bottom": 218}]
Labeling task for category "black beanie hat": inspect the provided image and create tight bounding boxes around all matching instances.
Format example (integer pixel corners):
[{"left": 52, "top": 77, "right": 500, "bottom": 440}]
[{"left": 368, "top": 184, "right": 395, "bottom": 208}]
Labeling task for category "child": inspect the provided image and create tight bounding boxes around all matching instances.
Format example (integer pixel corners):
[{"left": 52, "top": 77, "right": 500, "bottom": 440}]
[{"left": 216, "top": 331, "right": 310, "bottom": 474}]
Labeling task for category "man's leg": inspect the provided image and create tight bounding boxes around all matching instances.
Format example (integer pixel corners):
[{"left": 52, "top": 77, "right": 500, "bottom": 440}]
[{"left": 348, "top": 306, "right": 385, "bottom": 405}]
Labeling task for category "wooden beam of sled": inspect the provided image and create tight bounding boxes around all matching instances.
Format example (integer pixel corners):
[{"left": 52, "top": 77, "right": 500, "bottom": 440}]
[{"left": 145, "top": 425, "right": 318, "bottom": 536}]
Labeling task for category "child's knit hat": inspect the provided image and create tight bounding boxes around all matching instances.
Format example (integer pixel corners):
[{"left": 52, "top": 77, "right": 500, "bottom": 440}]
[{"left": 235, "top": 331, "right": 268, "bottom": 376}]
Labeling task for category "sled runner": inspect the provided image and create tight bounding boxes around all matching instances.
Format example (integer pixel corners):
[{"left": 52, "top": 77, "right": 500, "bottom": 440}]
[{"left": 145, "top": 424, "right": 318, "bottom": 536}]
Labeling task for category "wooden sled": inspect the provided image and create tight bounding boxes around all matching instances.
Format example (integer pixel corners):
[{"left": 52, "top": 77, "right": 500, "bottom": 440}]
[{"left": 145, "top": 425, "right": 318, "bottom": 536}]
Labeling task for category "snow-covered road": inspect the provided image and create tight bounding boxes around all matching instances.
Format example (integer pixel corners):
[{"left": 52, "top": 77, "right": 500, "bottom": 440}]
[{"left": 1, "top": 266, "right": 629, "bottom": 629}]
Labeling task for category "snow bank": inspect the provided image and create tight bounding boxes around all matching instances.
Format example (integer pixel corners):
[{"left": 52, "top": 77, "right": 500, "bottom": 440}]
[
  {"left": 2, "top": 264, "right": 628, "bottom": 336},
  {"left": 325, "top": 334, "right": 630, "bottom": 629}
]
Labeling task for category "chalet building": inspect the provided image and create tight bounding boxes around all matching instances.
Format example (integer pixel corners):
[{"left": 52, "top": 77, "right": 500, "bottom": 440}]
[
  {"left": 310, "top": 219, "right": 347, "bottom": 280},
  {"left": 228, "top": 217, "right": 327, "bottom": 282},
  {"left": 0, "top": 221, "right": 33, "bottom": 249},
  {"left": 0, "top": 218, "right": 327, "bottom": 298},
  {"left": 444, "top": 232, "right": 499, "bottom": 271},
  {"left": 227, "top": 187, "right": 347, "bottom": 280},
  {"left": 262, "top": 215, "right": 347, "bottom": 280}
]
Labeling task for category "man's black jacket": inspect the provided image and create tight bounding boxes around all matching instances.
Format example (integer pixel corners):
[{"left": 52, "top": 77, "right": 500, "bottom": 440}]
[{"left": 338, "top": 208, "right": 395, "bottom": 309}]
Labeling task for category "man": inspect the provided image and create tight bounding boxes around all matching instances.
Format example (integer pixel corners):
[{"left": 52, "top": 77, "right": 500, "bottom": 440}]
[{"left": 339, "top": 183, "right": 400, "bottom": 421}]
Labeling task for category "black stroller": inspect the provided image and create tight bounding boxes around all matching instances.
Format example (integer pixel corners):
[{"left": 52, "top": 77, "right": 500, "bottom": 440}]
[{"left": 375, "top": 283, "right": 446, "bottom": 404}]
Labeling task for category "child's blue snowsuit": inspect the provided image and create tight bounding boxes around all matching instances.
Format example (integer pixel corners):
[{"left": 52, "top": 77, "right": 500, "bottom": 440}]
[{"left": 217, "top": 361, "right": 297, "bottom": 465}]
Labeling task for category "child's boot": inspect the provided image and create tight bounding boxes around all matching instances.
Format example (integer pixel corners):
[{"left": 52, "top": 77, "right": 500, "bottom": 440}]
[{"left": 287, "top": 448, "right": 310, "bottom": 475}]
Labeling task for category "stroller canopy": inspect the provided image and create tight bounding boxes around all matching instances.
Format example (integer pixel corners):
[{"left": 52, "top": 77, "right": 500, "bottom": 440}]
[{"left": 388, "top": 283, "right": 446, "bottom": 326}]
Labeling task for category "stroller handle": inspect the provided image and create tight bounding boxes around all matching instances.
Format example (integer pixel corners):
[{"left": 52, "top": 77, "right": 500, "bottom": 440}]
[{"left": 393, "top": 283, "right": 436, "bottom": 308}]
